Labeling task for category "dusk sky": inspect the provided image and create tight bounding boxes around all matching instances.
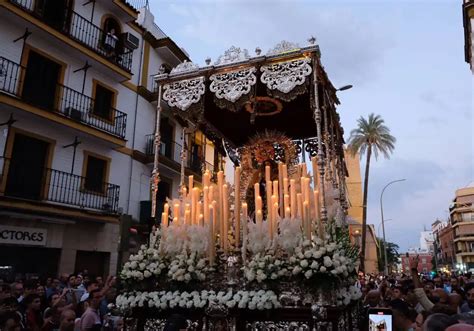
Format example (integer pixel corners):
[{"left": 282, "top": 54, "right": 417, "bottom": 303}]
[{"left": 149, "top": 0, "right": 473, "bottom": 251}]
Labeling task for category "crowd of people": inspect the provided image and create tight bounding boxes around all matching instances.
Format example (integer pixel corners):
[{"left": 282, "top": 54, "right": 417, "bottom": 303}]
[
  {"left": 1, "top": 255, "right": 473, "bottom": 331},
  {"left": 0, "top": 272, "right": 122, "bottom": 331},
  {"left": 360, "top": 256, "right": 474, "bottom": 331}
]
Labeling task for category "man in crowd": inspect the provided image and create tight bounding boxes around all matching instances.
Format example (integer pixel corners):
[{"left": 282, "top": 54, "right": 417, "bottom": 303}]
[{"left": 461, "top": 283, "right": 474, "bottom": 313}]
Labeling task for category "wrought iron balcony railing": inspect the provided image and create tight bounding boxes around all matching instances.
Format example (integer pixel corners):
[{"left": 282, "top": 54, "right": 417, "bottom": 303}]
[
  {"left": 145, "top": 134, "right": 216, "bottom": 174},
  {"left": 0, "top": 56, "right": 127, "bottom": 139},
  {"left": 1, "top": 158, "right": 120, "bottom": 213},
  {"left": 9, "top": 0, "right": 133, "bottom": 72}
]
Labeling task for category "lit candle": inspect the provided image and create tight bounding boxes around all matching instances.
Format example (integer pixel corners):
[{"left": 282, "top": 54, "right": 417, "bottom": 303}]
[
  {"left": 278, "top": 163, "right": 283, "bottom": 216},
  {"left": 290, "top": 179, "right": 296, "bottom": 219},
  {"left": 188, "top": 175, "right": 194, "bottom": 191},
  {"left": 256, "top": 196, "right": 263, "bottom": 214},
  {"left": 185, "top": 209, "right": 191, "bottom": 226},
  {"left": 254, "top": 182, "right": 260, "bottom": 212},
  {"left": 197, "top": 201, "right": 202, "bottom": 225},
  {"left": 192, "top": 187, "right": 199, "bottom": 224},
  {"left": 199, "top": 213, "right": 204, "bottom": 227},
  {"left": 272, "top": 180, "right": 279, "bottom": 201},
  {"left": 282, "top": 164, "right": 288, "bottom": 179},
  {"left": 256, "top": 210, "right": 263, "bottom": 226},
  {"left": 173, "top": 203, "right": 180, "bottom": 225},
  {"left": 273, "top": 202, "right": 279, "bottom": 238},
  {"left": 223, "top": 184, "right": 229, "bottom": 253},
  {"left": 203, "top": 186, "right": 209, "bottom": 222},
  {"left": 301, "top": 163, "right": 307, "bottom": 176},
  {"left": 265, "top": 165, "right": 271, "bottom": 182},
  {"left": 303, "top": 201, "right": 310, "bottom": 239},
  {"left": 218, "top": 171, "right": 224, "bottom": 237},
  {"left": 235, "top": 166, "right": 241, "bottom": 248},
  {"left": 204, "top": 170, "right": 210, "bottom": 187},
  {"left": 283, "top": 177, "right": 289, "bottom": 197},
  {"left": 209, "top": 205, "right": 215, "bottom": 266},
  {"left": 266, "top": 180, "right": 272, "bottom": 222},
  {"left": 297, "top": 193, "right": 303, "bottom": 219},
  {"left": 285, "top": 207, "right": 291, "bottom": 219},
  {"left": 182, "top": 186, "right": 187, "bottom": 199},
  {"left": 242, "top": 202, "right": 248, "bottom": 262},
  {"left": 212, "top": 200, "right": 218, "bottom": 237},
  {"left": 284, "top": 194, "right": 290, "bottom": 214},
  {"left": 312, "top": 156, "right": 319, "bottom": 189}
]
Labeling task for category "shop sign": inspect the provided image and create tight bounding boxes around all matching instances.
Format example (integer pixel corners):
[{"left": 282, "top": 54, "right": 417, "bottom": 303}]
[{"left": 0, "top": 225, "right": 47, "bottom": 246}]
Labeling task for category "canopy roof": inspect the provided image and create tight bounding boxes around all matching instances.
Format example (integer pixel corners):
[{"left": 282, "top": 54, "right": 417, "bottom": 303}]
[{"left": 155, "top": 41, "right": 344, "bottom": 153}]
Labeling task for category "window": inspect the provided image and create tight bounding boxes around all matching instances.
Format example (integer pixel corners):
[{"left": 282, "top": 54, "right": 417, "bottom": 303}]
[
  {"left": 92, "top": 81, "right": 116, "bottom": 120},
  {"left": 83, "top": 154, "right": 109, "bottom": 193},
  {"left": 422, "top": 258, "right": 427, "bottom": 264}
]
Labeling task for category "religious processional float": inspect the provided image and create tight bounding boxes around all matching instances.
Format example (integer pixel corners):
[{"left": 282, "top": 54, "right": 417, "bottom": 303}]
[{"left": 117, "top": 39, "right": 363, "bottom": 330}]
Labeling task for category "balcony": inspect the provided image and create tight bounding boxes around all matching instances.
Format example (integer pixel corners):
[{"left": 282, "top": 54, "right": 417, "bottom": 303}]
[
  {"left": 8, "top": 0, "right": 134, "bottom": 72},
  {"left": 1, "top": 158, "right": 120, "bottom": 213},
  {"left": 145, "top": 134, "right": 215, "bottom": 175},
  {"left": 0, "top": 56, "right": 127, "bottom": 139}
]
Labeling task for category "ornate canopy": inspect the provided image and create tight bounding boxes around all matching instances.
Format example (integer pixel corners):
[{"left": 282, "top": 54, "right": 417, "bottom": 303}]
[{"left": 154, "top": 41, "right": 344, "bottom": 155}]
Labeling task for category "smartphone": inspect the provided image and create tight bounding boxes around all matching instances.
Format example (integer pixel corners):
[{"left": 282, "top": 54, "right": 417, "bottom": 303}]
[{"left": 368, "top": 308, "right": 393, "bottom": 331}]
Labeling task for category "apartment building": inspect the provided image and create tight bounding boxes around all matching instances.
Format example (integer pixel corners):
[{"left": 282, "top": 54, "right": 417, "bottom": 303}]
[
  {"left": 0, "top": 0, "right": 221, "bottom": 279},
  {"left": 450, "top": 184, "right": 474, "bottom": 271}
]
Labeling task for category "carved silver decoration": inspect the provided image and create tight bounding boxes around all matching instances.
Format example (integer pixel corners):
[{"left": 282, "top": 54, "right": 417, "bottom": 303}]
[
  {"left": 162, "top": 77, "right": 205, "bottom": 111},
  {"left": 205, "top": 57, "right": 212, "bottom": 65},
  {"left": 267, "top": 40, "right": 301, "bottom": 56},
  {"left": 255, "top": 47, "right": 262, "bottom": 56},
  {"left": 308, "top": 36, "right": 317, "bottom": 45},
  {"left": 209, "top": 67, "right": 256, "bottom": 103},
  {"left": 261, "top": 58, "right": 312, "bottom": 95},
  {"left": 170, "top": 60, "right": 200, "bottom": 74},
  {"left": 214, "top": 46, "right": 250, "bottom": 66}
]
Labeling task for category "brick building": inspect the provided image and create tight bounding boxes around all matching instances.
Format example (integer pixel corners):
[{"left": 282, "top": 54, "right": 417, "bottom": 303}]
[{"left": 400, "top": 252, "right": 433, "bottom": 274}]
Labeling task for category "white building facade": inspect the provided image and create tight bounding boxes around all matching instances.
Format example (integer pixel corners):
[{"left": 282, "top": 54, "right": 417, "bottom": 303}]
[{"left": 0, "top": 0, "right": 222, "bottom": 279}]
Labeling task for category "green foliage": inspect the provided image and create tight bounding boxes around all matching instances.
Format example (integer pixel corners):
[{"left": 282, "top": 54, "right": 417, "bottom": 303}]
[{"left": 376, "top": 238, "right": 399, "bottom": 272}]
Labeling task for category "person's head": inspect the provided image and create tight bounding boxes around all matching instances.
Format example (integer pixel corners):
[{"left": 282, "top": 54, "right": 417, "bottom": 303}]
[
  {"left": 389, "top": 299, "right": 413, "bottom": 331},
  {"left": 75, "top": 275, "right": 83, "bottom": 287},
  {"left": 51, "top": 278, "right": 60, "bottom": 289},
  {"left": 449, "top": 293, "right": 463, "bottom": 311},
  {"left": 50, "top": 293, "right": 66, "bottom": 307},
  {"left": 95, "top": 277, "right": 103, "bottom": 287},
  {"left": 109, "top": 28, "right": 116, "bottom": 35},
  {"left": 46, "top": 278, "right": 52, "bottom": 287},
  {"left": 114, "top": 318, "right": 123, "bottom": 331},
  {"left": 36, "top": 285, "right": 45, "bottom": 298},
  {"left": 434, "top": 276, "right": 443, "bottom": 287},
  {"left": 392, "top": 286, "right": 403, "bottom": 300},
  {"left": 415, "top": 311, "right": 430, "bottom": 331},
  {"left": 365, "top": 290, "right": 382, "bottom": 307},
  {"left": 59, "top": 309, "right": 76, "bottom": 331},
  {"left": 24, "top": 294, "right": 41, "bottom": 311},
  {"left": 85, "top": 281, "right": 98, "bottom": 293},
  {"left": 445, "top": 324, "right": 474, "bottom": 331},
  {"left": 432, "top": 288, "right": 449, "bottom": 304},
  {"left": 0, "top": 284, "right": 11, "bottom": 301},
  {"left": 0, "top": 297, "right": 19, "bottom": 312},
  {"left": 24, "top": 280, "right": 37, "bottom": 297},
  {"left": 87, "top": 289, "right": 102, "bottom": 309},
  {"left": 465, "top": 283, "right": 474, "bottom": 306},
  {"left": 59, "top": 273, "right": 69, "bottom": 284},
  {"left": 0, "top": 311, "right": 21, "bottom": 331},
  {"left": 450, "top": 277, "right": 459, "bottom": 287},
  {"left": 10, "top": 283, "right": 23, "bottom": 299},
  {"left": 422, "top": 313, "right": 456, "bottom": 331},
  {"left": 67, "top": 275, "right": 75, "bottom": 287}
]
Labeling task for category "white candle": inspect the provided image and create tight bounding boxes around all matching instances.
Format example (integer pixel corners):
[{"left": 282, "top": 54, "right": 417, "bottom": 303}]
[
  {"left": 303, "top": 201, "right": 309, "bottom": 239},
  {"left": 197, "top": 201, "right": 202, "bottom": 225},
  {"left": 265, "top": 165, "right": 271, "bottom": 182},
  {"left": 256, "top": 196, "right": 263, "bottom": 214},
  {"left": 282, "top": 164, "right": 288, "bottom": 179},
  {"left": 199, "top": 213, "right": 204, "bottom": 227},
  {"left": 254, "top": 182, "right": 260, "bottom": 212},
  {"left": 192, "top": 187, "right": 199, "bottom": 224},
  {"left": 273, "top": 202, "right": 279, "bottom": 238},
  {"left": 173, "top": 203, "right": 180, "bottom": 225},
  {"left": 284, "top": 194, "right": 290, "bottom": 214},
  {"left": 203, "top": 186, "right": 209, "bottom": 222},
  {"left": 188, "top": 175, "right": 194, "bottom": 192},
  {"left": 266, "top": 180, "right": 272, "bottom": 223},
  {"left": 290, "top": 179, "right": 296, "bottom": 219},
  {"left": 223, "top": 184, "right": 229, "bottom": 253},
  {"left": 297, "top": 193, "right": 303, "bottom": 219},
  {"left": 209, "top": 205, "right": 215, "bottom": 266},
  {"left": 242, "top": 202, "right": 248, "bottom": 262},
  {"left": 212, "top": 200, "right": 218, "bottom": 237},
  {"left": 256, "top": 210, "right": 263, "bottom": 225},
  {"left": 285, "top": 207, "right": 291, "bottom": 219},
  {"left": 235, "top": 166, "right": 241, "bottom": 248}
]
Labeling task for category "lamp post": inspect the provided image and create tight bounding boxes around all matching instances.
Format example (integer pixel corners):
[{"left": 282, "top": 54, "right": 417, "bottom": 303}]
[
  {"left": 380, "top": 179, "right": 406, "bottom": 274},
  {"left": 377, "top": 219, "right": 391, "bottom": 272}
]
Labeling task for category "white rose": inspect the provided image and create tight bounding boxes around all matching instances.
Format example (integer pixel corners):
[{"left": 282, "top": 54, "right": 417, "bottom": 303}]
[
  {"left": 304, "top": 251, "right": 312, "bottom": 258},
  {"left": 144, "top": 270, "right": 152, "bottom": 278},
  {"left": 300, "top": 260, "right": 308, "bottom": 268},
  {"left": 292, "top": 266, "right": 302, "bottom": 275},
  {"left": 310, "top": 261, "right": 318, "bottom": 269},
  {"left": 320, "top": 266, "right": 327, "bottom": 272},
  {"left": 304, "top": 270, "right": 313, "bottom": 279}
]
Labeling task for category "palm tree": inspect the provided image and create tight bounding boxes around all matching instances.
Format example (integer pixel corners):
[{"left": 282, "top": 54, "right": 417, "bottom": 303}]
[{"left": 347, "top": 113, "right": 396, "bottom": 273}]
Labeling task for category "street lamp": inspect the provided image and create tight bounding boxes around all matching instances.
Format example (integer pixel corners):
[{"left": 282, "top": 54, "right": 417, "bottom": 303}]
[
  {"left": 380, "top": 179, "right": 406, "bottom": 274},
  {"left": 336, "top": 85, "right": 353, "bottom": 91},
  {"left": 377, "top": 219, "right": 392, "bottom": 272}
]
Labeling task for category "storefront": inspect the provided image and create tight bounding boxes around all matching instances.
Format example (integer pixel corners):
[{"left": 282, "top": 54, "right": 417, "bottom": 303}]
[{"left": 0, "top": 214, "right": 120, "bottom": 279}]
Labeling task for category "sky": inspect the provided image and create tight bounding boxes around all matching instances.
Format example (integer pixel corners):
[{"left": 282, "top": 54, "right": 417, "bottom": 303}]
[{"left": 148, "top": 0, "right": 473, "bottom": 251}]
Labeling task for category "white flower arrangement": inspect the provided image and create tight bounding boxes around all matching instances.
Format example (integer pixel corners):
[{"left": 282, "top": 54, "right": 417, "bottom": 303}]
[
  {"left": 116, "top": 289, "right": 281, "bottom": 311},
  {"left": 167, "top": 251, "right": 207, "bottom": 283},
  {"left": 247, "top": 222, "right": 272, "bottom": 254},
  {"left": 121, "top": 238, "right": 166, "bottom": 281},
  {"left": 244, "top": 253, "right": 289, "bottom": 283},
  {"left": 336, "top": 284, "right": 362, "bottom": 306},
  {"left": 288, "top": 238, "right": 356, "bottom": 281},
  {"left": 277, "top": 218, "right": 303, "bottom": 253}
]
